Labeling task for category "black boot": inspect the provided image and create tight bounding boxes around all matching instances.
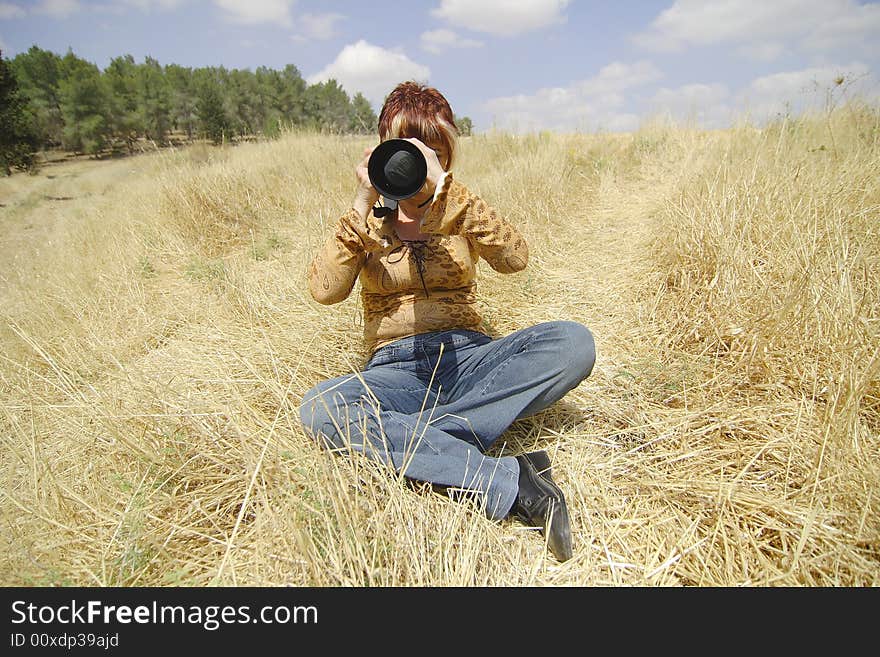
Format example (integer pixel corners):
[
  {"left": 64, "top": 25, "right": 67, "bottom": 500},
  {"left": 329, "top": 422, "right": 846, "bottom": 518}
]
[
  {"left": 520, "top": 449, "right": 553, "bottom": 480},
  {"left": 511, "top": 451, "right": 573, "bottom": 561}
]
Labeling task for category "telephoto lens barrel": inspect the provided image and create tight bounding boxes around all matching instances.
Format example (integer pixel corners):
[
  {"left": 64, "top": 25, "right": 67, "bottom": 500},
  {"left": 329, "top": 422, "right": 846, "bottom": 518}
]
[{"left": 367, "top": 139, "right": 428, "bottom": 202}]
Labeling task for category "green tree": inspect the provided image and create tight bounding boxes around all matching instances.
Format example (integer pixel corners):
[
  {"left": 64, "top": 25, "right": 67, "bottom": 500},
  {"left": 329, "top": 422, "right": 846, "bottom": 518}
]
[
  {"left": 104, "top": 54, "right": 140, "bottom": 150},
  {"left": 58, "top": 51, "right": 111, "bottom": 155},
  {"left": 0, "top": 50, "right": 40, "bottom": 174},
  {"left": 254, "top": 64, "right": 307, "bottom": 136},
  {"left": 165, "top": 63, "right": 196, "bottom": 139},
  {"left": 137, "top": 56, "right": 172, "bottom": 143},
  {"left": 226, "top": 68, "right": 267, "bottom": 137},
  {"left": 304, "top": 79, "right": 351, "bottom": 132},
  {"left": 10, "top": 46, "right": 64, "bottom": 146},
  {"left": 350, "top": 92, "right": 376, "bottom": 134},
  {"left": 196, "top": 81, "right": 230, "bottom": 144},
  {"left": 277, "top": 64, "right": 307, "bottom": 126},
  {"left": 454, "top": 114, "right": 473, "bottom": 136}
]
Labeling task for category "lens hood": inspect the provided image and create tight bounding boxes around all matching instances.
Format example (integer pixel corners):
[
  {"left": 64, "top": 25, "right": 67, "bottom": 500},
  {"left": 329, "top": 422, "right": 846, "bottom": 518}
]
[{"left": 367, "top": 139, "right": 428, "bottom": 202}]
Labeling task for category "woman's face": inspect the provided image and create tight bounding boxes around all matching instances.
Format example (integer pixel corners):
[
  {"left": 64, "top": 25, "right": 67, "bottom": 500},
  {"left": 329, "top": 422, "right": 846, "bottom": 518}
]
[{"left": 425, "top": 140, "right": 449, "bottom": 170}]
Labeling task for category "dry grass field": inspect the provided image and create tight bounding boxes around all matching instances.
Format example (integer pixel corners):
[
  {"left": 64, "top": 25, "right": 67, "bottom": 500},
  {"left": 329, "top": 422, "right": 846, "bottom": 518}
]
[{"left": 1, "top": 102, "right": 878, "bottom": 586}]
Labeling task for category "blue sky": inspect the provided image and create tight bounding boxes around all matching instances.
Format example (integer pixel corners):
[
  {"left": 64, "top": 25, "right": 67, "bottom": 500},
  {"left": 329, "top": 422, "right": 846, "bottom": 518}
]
[{"left": 1, "top": 0, "right": 878, "bottom": 133}]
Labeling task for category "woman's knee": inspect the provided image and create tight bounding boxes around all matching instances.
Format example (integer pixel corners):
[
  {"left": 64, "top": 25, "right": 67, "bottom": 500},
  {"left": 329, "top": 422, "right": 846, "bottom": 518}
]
[
  {"left": 299, "top": 379, "right": 379, "bottom": 451},
  {"left": 299, "top": 381, "right": 344, "bottom": 441},
  {"left": 299, "top": 384, "right": 327, "bottom": 436},
  {"left": 555, "top": 320, "right": 596, "bottom": 383}
]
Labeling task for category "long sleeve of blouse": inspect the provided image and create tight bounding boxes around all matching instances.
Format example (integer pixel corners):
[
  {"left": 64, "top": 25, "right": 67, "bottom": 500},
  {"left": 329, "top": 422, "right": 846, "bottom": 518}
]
[
  {"left": 306, "top": 207, "right": 384, "bottom": 305},
  {"left": 419, "top": 171, "right": 529, "bottom": 274}
]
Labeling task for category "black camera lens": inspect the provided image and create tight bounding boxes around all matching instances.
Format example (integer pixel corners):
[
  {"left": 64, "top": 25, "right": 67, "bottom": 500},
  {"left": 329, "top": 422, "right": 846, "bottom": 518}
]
[{"left": 368, "top": 139, "right": 428, "bottom": 201}]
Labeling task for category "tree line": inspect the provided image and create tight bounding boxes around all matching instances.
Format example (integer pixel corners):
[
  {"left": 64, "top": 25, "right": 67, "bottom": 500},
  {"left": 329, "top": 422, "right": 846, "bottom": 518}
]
[{"left": 0, "top": 45, "right": 475, "bottom": 175}]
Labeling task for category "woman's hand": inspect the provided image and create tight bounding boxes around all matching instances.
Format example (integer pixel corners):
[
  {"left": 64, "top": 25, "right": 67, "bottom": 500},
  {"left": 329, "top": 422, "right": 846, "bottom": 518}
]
[
  {"left": 403, "top": 137, "right": 446, "bottom": 205},
  {"left": 352, "top": 146, "right": 379, "bottom": 220}
]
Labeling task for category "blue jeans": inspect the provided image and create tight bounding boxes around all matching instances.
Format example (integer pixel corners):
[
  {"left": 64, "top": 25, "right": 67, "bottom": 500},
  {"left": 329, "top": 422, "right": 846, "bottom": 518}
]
[{"left": 298, "top": 320, "right": 596, "bottom": 520}]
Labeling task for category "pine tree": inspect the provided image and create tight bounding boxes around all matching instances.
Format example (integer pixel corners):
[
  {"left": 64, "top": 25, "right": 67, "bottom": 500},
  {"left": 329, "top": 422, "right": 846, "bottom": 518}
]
[
  {"left": 304, "top": 79, "right": 351, "bottom": 133},
  {"left": 0, "top": 50, "right": 40, "bottom": 175},
  {"left": 454, "top": 114, "right": 474, "bottom": 136},
  {"left": 137, "top": 56, "right": 172, "bottom": 143},
  {"left": 165, "top": 64, "right": 197, "bottom": 139},
  {"left": 278, "top": 64, "right": 307, "bottom": 126},
  {"left": 9, "top": 46, "right": 64, "bottom": 147},
  {"left": 58, "top": 51, "right": 111, "bottom": 155},
  {"left": 196, "top": 82, "right": 230, "bottom": 145},
  {"left": 350, "top": 92, "right": 377, "bottom": 134},
  {"left": 104, "top": 54, "right": 140, "bottom": 150}
]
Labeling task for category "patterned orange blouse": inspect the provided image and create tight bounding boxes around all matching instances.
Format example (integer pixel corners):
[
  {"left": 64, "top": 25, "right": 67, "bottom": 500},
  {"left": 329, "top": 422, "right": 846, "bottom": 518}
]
[{"left": 307, "top": 172, "right": 529, "bottom": 356}]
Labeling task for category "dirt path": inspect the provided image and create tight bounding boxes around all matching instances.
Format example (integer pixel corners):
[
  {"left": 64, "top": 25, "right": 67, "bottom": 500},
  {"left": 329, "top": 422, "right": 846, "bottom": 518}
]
[
  {"left": 0, "top": 154, "right": 165, "bottom": 308},
  {"left": 564, "top": 160, "right": 677, "bottom": 366}
]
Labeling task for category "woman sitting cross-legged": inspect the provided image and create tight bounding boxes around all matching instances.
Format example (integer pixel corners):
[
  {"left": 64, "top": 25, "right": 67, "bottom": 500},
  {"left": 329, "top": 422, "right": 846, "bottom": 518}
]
[{"left": 299, "top": 81, "right": 595, "bottom": 561}]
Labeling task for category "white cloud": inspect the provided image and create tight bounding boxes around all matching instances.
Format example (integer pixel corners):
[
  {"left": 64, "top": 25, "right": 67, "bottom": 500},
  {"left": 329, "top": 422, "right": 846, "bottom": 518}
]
[
  {"left": 0, "top": 3, "right": 25, "bottom": 19},
  {"left": 420, "top": 28, "right": 483, "bottom": 54},
  {"left": 651, "top": 83, "right": 728, "bottom": 105},
  {"left": 213, "top": 0, "right": 294, "bottom": 27},
  {"left": 808, "top": 4, "right": 880, "bottom": 53},
  {"left": 483, "top": 60, "right": 663, "bottom": 133},
  {"left": 306, "top": 40, "right": 430, "bottom": 110},
  {"left": 633, "top": 0, "right": 880, "bottom": 58},
  {"left": 649, "top": 82, "right": 733, "bottom": 128},
  {"left": 736, "top": 42, "right": 786, "bottom": 62},
  {"left": 431, "top": 0, "right": 570, "bottom": 37},
  {"left": 737, "top": 61, "right": 874, "bottom": 120},
  {"left": 124, "top": 0, "right": 185, "bottom": 10},
  {"left": 34, "top": 0, "right": 81, "bottom": 18},
  {"left": 591, "top": 62, "right": 876, "bottom": 132},
  {"left": 291, "top": 12, "right": 344, "bottom": 42}
]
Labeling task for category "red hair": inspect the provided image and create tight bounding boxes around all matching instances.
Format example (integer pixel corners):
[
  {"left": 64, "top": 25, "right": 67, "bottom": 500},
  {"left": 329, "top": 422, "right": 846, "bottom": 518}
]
[{"left": 378, "top": 81, "right": 459, "bottom": 169}]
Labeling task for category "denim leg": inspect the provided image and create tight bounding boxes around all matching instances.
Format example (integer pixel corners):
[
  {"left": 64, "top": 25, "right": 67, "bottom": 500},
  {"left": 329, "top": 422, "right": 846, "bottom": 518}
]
[
  {"left": 298, "top": 366, "right": 520, "bottom": 520},
  {"left": 426, "top": 321, "right": 596, "bottom": 450}
]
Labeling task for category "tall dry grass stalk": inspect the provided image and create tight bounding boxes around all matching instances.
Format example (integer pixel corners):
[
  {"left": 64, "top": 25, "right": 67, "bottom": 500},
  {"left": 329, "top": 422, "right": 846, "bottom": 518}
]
[{"left": 1, "top": 105, "right": 877, "bottom": 586}]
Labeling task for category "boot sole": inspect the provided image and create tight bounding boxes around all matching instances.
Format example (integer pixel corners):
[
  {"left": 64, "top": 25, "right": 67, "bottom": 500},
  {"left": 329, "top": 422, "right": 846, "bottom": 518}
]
[{"left": 516, "top": 453, "right": 573, "bottom": 561}]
